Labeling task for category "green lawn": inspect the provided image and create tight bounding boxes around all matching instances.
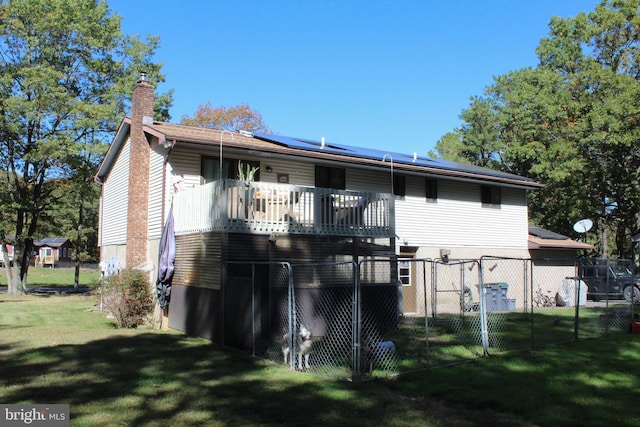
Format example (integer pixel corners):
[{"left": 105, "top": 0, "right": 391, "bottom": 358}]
[
  {"left": 1, "top": 293, "right": 639, "bottom": 426},
  {"left": 0, "top": 266, "right": 100, "bottom": 288}
]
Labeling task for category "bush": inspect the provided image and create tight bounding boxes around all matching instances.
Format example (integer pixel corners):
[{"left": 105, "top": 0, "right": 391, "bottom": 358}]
[{"left": 97, "top": 269, "right": 153, "bottom": 328}]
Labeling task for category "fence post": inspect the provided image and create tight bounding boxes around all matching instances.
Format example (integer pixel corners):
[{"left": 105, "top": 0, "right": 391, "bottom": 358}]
[
  {"left": 523, "top": 259, "right": 530, "bottom": 313},
  {"left": 423, "top": 260, "right": 431, "bottom": 367},
  {"left": 478, "top": 259, "right": 489, "bottom": 355},
  {"left": 287, "top": 263, "right": 296, "bottom": 371},
  {"left": 529, "top": 258, "right": 536, "bottom": 350},
  {"left": 251, "top": 263, "right": 256, "bottom": 357},
  {"left": 220, "top": 257, "right": 226, "bottom": 347},
  {"left": 574, "top": 265, "right": 580, "bottom": 342},
  {"left": 352, "top": 261, "right": 361, "bottom": 382}
]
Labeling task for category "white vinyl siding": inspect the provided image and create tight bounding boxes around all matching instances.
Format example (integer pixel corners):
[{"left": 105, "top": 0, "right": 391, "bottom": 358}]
[
  {"left": 347, "top": 169, "right": 528, "bottom": 250},
  {"left": 167, "top": 149, "right": 318, "bottom": 189},
  {"left": 250, "top": 157, "right": 316, "bottom": 186},
  {"left": 348, "top": 169, "right": 528, "bottom": 250},
  {"left": 168, "top": 149, "right": 202, "bottom": 189},
  {"left": 395, "top": 177, "right": 528, "bottom": 249},
  {"left": 347, "top": 168, "right": 391, "bottom": 193},
  {"left": 100, "top": 138, "right": 131, "bottom": 246},
  {"left": 147, "top": 143, "right": 166, "bottom": 239}
]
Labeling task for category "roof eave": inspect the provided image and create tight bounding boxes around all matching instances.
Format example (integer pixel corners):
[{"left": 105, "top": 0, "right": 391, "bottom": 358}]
[
  {"left": 528, "top": 236, "right": 594, "bottom": 250},
  {"left": 95, "top": 119, "right": 168, "bottom": 184},
  {"left": 95, "top": 118, "right": 132, "bottom": 184}
]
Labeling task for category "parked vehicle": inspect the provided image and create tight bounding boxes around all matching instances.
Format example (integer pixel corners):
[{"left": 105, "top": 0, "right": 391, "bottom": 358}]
[{"left": 578, "top": 259, "right": 640, "bottom": 303}]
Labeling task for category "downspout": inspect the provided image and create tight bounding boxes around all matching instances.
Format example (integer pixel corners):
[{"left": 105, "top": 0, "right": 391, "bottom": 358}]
[
  {"left": 156, "top": 136, "right": 175, "bottom": 329},
  {"left": 219, "top": 130, "right": 233, "bottom": 346}
]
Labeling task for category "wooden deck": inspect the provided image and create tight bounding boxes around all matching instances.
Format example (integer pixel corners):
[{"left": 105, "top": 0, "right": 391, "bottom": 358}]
[{"left": 172, "top": 180, "right": 395, "bottom": 238}]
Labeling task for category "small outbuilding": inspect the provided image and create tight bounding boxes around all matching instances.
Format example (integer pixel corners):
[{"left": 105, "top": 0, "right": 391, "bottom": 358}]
[{"left": 33, "top": 238, "right": 73, "bottom": 267}]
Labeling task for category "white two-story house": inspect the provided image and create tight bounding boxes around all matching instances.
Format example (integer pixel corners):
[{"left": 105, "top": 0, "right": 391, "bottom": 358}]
[{"left": 96, "top": 76, "right": 543, "bottom": 342}]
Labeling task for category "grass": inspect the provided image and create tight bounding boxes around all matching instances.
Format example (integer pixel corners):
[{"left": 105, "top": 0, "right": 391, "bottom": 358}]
[
  {"left": 0, "top": 266, "right": 100, "bottom": 288},
  {"left": 1, "top": 293, "right": 640, "bottom": 426}
]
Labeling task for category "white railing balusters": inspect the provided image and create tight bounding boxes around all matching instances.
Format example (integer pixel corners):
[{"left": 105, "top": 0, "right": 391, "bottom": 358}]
[{"left": 173, "top": 180, "right": 394, "bottom": 237}]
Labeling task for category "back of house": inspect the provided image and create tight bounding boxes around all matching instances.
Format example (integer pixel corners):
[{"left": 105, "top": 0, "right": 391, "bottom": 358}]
[{"left": 95, "top": 76, "right": 543, "bottom": 343}]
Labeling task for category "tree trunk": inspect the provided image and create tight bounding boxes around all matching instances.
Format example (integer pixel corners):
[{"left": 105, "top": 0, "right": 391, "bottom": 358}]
[
  {"left": 74, "top": 203, "right": 84, "bottom": 291},
  {"left": 7, "top": 239, "right": 31, "bottom": 295},
  {"left": 1, "top": 242, "right": 17, "bottom": 292}
]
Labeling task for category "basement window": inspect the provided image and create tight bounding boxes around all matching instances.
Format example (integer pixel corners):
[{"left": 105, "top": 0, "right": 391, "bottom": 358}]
[{"left": 398, "top": 260, "right": 411, "bottom": 286}]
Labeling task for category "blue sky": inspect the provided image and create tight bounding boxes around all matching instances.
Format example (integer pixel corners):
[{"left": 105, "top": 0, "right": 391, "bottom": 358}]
[{"left": 109, "top": 0, "right": 599, "bottom": 156}]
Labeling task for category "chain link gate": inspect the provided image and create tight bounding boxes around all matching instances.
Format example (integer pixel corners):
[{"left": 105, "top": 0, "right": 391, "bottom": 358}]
[
  {"left": 526, "top": 256, "right": 580, "bottom": 348},
  {"left": 358, "top": 259, "right": 428, "bottom": 379},
  {"left": 477, "top": 257, "right": 530, "bottom": 353},
  {"left": 284, "top": 262, "right": 358, "bottom": 380},
  {"left": 426, "top": 259, "right": 487, "bottom": 365}
]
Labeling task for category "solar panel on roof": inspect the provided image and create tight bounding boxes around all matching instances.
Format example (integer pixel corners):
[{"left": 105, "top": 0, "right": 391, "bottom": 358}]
[
  {"left": 253, "top": 133, "right": 354, "bottom": 157},
  {"left": 252, "top": 133, "right": 536, "bottom": 184}
]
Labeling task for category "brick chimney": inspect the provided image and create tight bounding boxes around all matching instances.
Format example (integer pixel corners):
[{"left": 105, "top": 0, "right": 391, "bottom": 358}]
[{"left": 126, "top": 73, "right": 154, "bottom": 268}]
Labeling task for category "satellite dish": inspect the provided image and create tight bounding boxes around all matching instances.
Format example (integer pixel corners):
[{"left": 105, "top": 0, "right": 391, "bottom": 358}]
[{"left": 573, "top": 219, "right": 593, "bottom": 233}]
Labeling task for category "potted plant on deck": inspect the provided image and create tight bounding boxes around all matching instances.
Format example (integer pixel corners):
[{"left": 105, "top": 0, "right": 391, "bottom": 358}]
[{"left": 237, "top": 160, "right": 259, "bottom": 219}]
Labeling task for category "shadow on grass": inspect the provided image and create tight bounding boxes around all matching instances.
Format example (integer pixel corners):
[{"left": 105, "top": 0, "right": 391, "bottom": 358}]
[
  {"left": 1, "top": 326, "right": 639, "bottom": 426},
  {"left": 0, "top": 333, "right": 440, "bottom": 426},
  {"left": 397, "top": 335, "right": 640, "bottom": 427}
]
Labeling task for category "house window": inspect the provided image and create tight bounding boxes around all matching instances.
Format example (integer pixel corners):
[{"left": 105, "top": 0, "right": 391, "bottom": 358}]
[
  {"left": 201, "top": 157, "right": 260, "bottom": 184},
  {"left": 425, "top": 178, "right": 438, "bottom": 201},
  {"left": 315, "top": 165, "right": 345, "bottom": 190},
  {"left": 202, "top": 156, "right": 229, "bottom": 184},
  {"left": 399, "top": 260, "right": 411, "bottom": 286},
  {"left": 481, "top": 185, "right": 501, "bottom": 206},
  {"left": 393, "top": 174, "right": 406, "bottom": 197}
]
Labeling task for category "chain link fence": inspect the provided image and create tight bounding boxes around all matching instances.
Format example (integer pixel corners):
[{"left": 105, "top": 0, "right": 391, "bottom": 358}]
[{"left": 222, "top": 257, "right": 638, "bottom": 381}]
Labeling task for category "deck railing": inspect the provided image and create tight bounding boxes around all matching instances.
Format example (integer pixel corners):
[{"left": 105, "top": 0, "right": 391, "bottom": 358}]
[{"left": 172, "top": 180, "right": 395, "bottom": 238}]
